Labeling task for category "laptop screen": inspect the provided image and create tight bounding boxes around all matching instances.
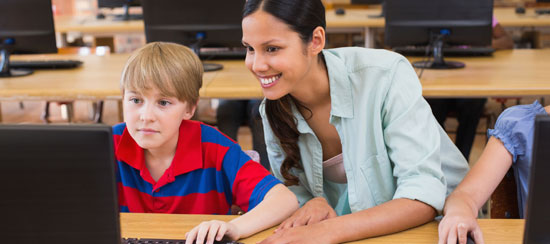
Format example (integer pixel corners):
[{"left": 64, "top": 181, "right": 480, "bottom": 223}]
[
  {"left": 0, "top": 124, "right": 120, "bottom": 244},
  {"left": 523, "top": 115, "right": 550, "bottom": 244}
]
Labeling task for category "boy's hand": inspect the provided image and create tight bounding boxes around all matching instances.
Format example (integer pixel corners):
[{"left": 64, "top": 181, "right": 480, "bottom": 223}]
[
  {"left": 185, "top": 220, "right": 239, "bottom": 244},
  {"left": 438, "top": 210, "right": 484, "bottom": 244},
  {"left": 276, "top": 197, "right": 336, "bottom": 231}
]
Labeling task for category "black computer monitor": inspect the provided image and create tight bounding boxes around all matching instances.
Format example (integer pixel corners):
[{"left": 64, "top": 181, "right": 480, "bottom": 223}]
[
  {"left": 523, "top": 115, "right": 550, "bottom": 244},
  {"left": 97, "top": 0, "right": 142, "bottom": 21},
  {"left": 385, "top": 0, "right": 493, "bottom": 69},
  {"left": 0, "top": 124, "right": 120, "bottom": 243},
  {"left": 141, "top": 0, "right": 244, "bottom": 72},
  {"left": 0, "top": 0, "right": 57, "bottom": 77}
]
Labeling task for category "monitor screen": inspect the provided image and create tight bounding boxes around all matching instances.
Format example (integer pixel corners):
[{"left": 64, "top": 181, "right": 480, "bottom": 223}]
[
  {"left": 523, "top": 115, "right": 550, "bottom": 244},
  {"left": 0, "top": 0, "right": 57, "bottom": 77},
  {"left": 0, "top": 124, "right": 120, "bottom": 243},
  {"left": 384, "top": 0, "right": 493, "bottom": 69}
]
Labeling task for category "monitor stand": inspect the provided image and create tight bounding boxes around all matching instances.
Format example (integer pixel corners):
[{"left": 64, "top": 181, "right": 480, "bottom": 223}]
[
  {"left": 411, "top": 34, "right": 465, "bottom": 69},
  {"left": 0, "top": 48, "right": 33, "bottom": 78},
  {"left": 191, "top": 36, "right": 224, "bottom": 72}
]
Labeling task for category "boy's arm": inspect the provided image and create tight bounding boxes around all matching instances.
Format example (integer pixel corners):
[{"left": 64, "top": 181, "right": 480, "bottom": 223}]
[
  {"left": 185, "top": 184, "right": 298, "bottom": 244},
  {"left": 438, "top": 137, "right": 513, "bottom": 244},
  {"left": 230, "top": 184, "right": 298, "bottom": 238}
]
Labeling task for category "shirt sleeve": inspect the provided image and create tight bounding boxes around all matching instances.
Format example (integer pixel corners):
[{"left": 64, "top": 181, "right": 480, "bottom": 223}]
[
  {"left": 260, "top": 100, "right": 315, "bottom": 207},
  {"left": 381, "top": 58, "right": 448, "bottom": 212},
  {"left": 222, "top": 143, "right": 281, "bottom": 212},
  {"left": 487, "top": 103, "right": 539, "bottom": 163}
]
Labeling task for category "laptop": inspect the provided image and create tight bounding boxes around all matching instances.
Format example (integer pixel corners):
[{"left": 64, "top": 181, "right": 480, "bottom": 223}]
[
  {"left": 523, "top": 115, "right": 550, "bottom": 244},
  {"left": 0, "top": 124, "right": 242, "bottom": 244}
]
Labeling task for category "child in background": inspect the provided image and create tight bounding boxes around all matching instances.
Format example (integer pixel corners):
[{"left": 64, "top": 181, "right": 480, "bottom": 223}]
[
  {"left": 113, "top": 42, "right": 298, "bottom": 244},
  {"left": 438, "top": 101, "right": 550, "bottom": 244}
]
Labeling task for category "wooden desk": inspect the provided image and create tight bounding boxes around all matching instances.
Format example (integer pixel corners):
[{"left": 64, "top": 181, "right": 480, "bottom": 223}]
[
  {"left": 0, "top": 54, "right": 254, "bottom": 101},
  {"left": 54, "top": 8, "right": 550, "bottom": 49},
  {"left": 1, "top": 49, "right": 549, "bottom": 101},
  {"left": 120, "top": 213, "right": 525, "bottom": 244},
  {"left": 204, "top": 49, "right": 550, "bottom": 98}
]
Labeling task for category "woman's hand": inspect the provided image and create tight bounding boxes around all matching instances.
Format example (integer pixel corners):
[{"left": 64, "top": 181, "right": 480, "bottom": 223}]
[
  {"left": 185, "top": 220, "right": 240, "bottom": 244},
  {"left": 438, "top": 209, "right": 484, "bottom": 244},
  {"left": 260, "top": 222, "right": 332, "bottom": 244},
  {"left": 276, "top": 197, "right": 336, "bottom": 231}
]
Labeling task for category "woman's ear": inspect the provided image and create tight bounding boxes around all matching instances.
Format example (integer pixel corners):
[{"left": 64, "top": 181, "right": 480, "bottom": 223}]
[{"left": 309, "top": 26, "right": 326, "bottom": 55}]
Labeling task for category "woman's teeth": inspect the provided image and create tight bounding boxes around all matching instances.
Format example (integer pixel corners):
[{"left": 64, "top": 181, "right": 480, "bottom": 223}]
[{"left": 260, "top": 74, "right": 281, "bottom": 85}]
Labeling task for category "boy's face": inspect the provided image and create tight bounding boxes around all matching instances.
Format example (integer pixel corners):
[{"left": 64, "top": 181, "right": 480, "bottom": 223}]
[{"left": 123, "top": 86, "right": 196, "bottom": 152}]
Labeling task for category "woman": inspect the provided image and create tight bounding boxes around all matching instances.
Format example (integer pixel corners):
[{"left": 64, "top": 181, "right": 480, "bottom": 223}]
[{"left": 241, "top": 0, "right": 469, "bottom": 243}]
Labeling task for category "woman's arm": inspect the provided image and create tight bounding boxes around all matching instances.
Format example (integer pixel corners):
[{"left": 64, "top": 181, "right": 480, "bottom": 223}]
[
  {"left": 260, "top": 198, "right": 436, "bottom": 244},
  {"left": 185, "top": 184, "right": 298, "bottom": 244},
  {"left": 438, "top": 137, "right": 513, "bottom": 244}
]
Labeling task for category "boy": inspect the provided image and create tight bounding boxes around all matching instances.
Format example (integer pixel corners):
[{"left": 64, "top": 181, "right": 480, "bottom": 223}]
[{"left": 113, "top": 42, "right": 298, "bottom": 244}]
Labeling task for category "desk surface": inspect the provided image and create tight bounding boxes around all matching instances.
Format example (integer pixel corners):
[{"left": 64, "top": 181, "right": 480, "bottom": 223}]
[
  {"left": 54, "top": 8, "right": 550, "bottom": 34},
  {"left": 1, "top": 49, "right": 549, "bottom": 100},
  {"left": 120, "top": 213, "right": 525, "bottom": 244}
]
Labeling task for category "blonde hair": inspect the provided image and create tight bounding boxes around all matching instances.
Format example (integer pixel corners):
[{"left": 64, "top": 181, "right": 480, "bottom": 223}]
[{"left": 120, "top": 42, "right": 203, "bottom": 105}]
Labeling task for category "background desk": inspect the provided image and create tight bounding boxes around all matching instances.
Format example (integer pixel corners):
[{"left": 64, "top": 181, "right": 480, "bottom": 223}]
[
  {"left": 54, "top": 8, "right": 550, "bottom": 49},
  {"left": 120, "top": 213, "right": 525, "bottom": 244},
  {"left": 2, "top": 49, "right": 549, "bottom": 102},
  {"left": 0, "top": 54, "right": 254, "bottom": 101}
]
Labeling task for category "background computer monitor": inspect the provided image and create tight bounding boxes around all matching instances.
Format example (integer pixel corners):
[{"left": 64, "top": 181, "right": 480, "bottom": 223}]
[
  {"left": 97, "top": 0, "right": 142, "bottom": 21},
  {"left": 141, "top": 0, "right": 244, "bottom": 72},
  {"left": 0, "top": 0, "right": 57, "bottom": 77},
  {"left": 384, "top": 0, "right": 493, "bottom": 69}
]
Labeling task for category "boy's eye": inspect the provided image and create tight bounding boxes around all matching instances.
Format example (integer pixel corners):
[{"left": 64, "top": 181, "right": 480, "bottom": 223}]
[
  {"left": 246, "top": 46, "right": 254, "bottom": 52},
  {"left": 130, "top": 98, "right": 141, "bottom": 104},
  {"left": 159, "top": 100, "right": 171, "bottom": 106}
]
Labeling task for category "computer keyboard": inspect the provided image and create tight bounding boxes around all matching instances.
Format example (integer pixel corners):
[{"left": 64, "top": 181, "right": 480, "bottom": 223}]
[
  {"left": 122, "top": 238, "right": 243, "bottom": 244},
  {"left": 199, "top": 48, "right": 246, "bottom": 60},
  {"left": 10, "top": 59, "right": 83, "bottom": 69},
  {"left": 535, "top": 8, "right": 550, "bottom": 15},
  {"left": 393, "top": 46, "right": 495, "bottom": 57}
]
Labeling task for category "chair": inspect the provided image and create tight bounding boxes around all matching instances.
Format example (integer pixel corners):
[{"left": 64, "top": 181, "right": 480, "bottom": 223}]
[{"left": 490, "top": 168, "right": 520, "bottom": 218}]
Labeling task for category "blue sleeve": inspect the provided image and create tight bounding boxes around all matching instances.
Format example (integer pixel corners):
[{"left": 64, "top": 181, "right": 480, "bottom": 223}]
[{"left": 487, "top": 102, "right": 542, "bottom": 163}]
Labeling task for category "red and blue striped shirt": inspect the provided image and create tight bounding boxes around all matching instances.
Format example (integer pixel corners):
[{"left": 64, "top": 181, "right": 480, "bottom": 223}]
[{"left": 112, "top": 120, "right": 280, "bottom": 214}]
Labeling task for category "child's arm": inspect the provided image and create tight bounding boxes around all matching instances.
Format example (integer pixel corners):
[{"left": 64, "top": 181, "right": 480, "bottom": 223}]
[
  {"left": 185, "top": 184, "right": 298, "bottom": 244},
  {"left": 438, "top": 137, "right": 513, "bottom": 244}
]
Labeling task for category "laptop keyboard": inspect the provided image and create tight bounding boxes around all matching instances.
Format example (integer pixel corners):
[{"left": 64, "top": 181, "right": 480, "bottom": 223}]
[{"left": 122, "top": 238, "right": 243, "bottom": 244}]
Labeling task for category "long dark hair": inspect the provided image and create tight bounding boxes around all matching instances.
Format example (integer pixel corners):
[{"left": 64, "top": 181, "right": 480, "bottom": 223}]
[{"left": 243, "top": 0, "right": 326, "bottom": 186}]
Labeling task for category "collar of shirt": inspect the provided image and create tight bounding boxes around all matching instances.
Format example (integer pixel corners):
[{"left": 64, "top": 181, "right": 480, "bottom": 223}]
[{"left": 116, "top": 120, "right": 203, "bottom": 189}]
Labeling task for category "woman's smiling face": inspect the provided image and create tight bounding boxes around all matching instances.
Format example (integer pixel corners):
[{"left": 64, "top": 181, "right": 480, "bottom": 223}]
[{"left": 242, "top": 10, "right": 314, "bottom": 100}]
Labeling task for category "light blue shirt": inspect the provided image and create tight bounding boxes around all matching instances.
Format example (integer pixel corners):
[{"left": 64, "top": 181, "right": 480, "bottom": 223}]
[
  {"left": 487, "top": 101, "right": 549, "bottom": 218},
  {"left": 260, "top": 47, "right": 469, "bottom": 214}
]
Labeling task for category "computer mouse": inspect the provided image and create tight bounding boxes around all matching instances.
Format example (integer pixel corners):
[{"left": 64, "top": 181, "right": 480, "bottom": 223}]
[
  {"left": 515, "top": 6, "right": 526, "bottom": 14},
  {"left": 96, "top": 13, "right": 106, "bottom": 19},
  {"left": 335, "top": 8, "right": 345, "bottom": 15},
  {"left": 457, "top": 234, "right": 476, "bottom": 244}
]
